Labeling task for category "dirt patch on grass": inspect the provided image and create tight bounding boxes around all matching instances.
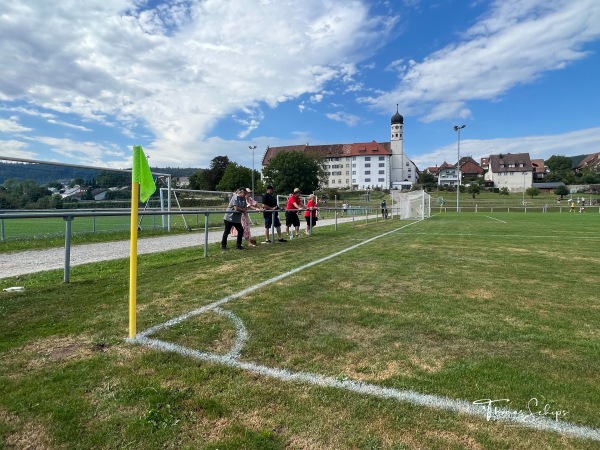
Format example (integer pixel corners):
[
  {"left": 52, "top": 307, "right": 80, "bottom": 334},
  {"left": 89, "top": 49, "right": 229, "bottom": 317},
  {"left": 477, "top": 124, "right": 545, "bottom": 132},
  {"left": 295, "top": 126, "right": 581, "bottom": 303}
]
[
  {"left": 0, "top": 408, "right": 59, "bottom": 450},
  {"left": 4, "top": 335, "right": 95, "bottom": 374}
]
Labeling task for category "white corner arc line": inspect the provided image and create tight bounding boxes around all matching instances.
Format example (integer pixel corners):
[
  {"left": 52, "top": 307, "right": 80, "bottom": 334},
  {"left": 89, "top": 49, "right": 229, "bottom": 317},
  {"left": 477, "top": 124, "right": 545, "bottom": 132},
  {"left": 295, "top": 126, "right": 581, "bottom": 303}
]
[{"left": 129, "top": 219, "right": 600, "bottom": 442}]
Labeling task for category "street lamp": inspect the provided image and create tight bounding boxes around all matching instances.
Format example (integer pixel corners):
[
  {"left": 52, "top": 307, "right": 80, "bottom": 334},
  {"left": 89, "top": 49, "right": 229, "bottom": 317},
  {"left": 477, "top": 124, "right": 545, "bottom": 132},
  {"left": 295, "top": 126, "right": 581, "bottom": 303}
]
[
  {"left": 523, "top": 171, "right": 528, "bottom": 206},
  {"left": 249, "top": 145, "right": 257, "bottom": 195},
  {"left": 453, "top": 125, "right": 466, "bottom": 212}
]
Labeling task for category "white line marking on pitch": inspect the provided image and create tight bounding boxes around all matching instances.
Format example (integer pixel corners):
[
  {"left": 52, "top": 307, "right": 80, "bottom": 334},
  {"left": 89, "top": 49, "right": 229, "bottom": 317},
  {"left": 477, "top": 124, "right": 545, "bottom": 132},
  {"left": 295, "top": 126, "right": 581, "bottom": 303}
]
[
  {"left": 128, "top": 220, "right": 600, "bottom": 442},
  {"left": 484, "top": 215, "right": 507, "bottom": 223}
]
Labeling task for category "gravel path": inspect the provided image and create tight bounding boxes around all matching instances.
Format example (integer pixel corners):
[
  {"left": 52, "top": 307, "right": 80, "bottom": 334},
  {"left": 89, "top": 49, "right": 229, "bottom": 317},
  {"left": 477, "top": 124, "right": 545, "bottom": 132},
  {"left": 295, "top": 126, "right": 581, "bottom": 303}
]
[{"left": 1, "top": 217, "right": 358, "bottom": 280}]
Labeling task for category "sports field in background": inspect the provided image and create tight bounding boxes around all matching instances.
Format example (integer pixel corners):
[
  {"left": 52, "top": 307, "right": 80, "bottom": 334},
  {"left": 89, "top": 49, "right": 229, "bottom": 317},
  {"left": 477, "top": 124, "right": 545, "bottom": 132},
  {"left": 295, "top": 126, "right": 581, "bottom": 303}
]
[{"left": 0, "top": 212, "right": 598, "bottom": 449}]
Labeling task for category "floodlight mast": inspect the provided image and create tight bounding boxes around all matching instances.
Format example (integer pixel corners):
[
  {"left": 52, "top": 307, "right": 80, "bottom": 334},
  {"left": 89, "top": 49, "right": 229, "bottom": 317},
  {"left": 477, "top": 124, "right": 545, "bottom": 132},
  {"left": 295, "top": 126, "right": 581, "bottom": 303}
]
[
  {"left": 249, "top": 145, "right": 257, "bottom": 195},
  {"left": 453, "top": 125, "right": 466, "bottom": 212}
]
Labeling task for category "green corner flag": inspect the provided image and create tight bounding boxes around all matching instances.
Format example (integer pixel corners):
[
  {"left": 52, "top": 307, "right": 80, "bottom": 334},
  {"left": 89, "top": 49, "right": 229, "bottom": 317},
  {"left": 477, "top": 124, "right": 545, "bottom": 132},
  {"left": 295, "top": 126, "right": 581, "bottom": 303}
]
[{"left": 132, "top": 146, "right": 156, "bottom": 202}]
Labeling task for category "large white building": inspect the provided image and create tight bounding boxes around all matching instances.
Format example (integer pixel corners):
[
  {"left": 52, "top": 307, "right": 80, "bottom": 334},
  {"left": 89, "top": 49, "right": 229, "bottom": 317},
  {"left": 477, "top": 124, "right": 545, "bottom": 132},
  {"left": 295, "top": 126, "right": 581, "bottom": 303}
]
[
  {"left": 484, "top": 153, "right": 533, "bottom": 192},
  {"left": 262, "top": 108, "right": 419, "bottom": 190}
]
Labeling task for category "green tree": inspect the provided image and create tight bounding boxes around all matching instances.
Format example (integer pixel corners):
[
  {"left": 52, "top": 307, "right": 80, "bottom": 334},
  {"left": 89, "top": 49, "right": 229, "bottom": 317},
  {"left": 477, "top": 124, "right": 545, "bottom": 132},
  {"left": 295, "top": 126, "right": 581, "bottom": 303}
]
[
  {"left": 216, "top": 163, "right": 252, "bottom": 192},
  {"left": 545, "top": 155, "right": 573, "bottom": 173},
  {"left": 582, "top": 172, "right": 600, "bottom": 184},
  {"left": 96, "top": 171, "right": 130, "bottom": 188},
  {"left": 526, "top": 187, "right": 540, "bottom": 198},
  {"left": 188, "top": 169, "right": 207, "bottom": 190},
  {"left": 545, "top": 155, "right": 574, "bottom": 183},
  {"left": 262, "top": 151, "right": 321, "bottom": 194},
  {"left": 468, "top": 184, "right": 480, "bottom": 198},
  {"left": 418, "top": 172, "right": 436, "bottom": 190},
  {"left": 554, "top": 185, "right": 569, "bottom": 199},
  {"left": 204, "top": 156, "right": 230, "bottom": 190}
]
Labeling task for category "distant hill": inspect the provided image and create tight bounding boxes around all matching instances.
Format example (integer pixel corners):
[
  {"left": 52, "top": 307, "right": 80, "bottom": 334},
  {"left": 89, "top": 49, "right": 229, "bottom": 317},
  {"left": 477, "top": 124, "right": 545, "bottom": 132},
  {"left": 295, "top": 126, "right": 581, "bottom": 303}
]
[{"left": 0, "top": 162, "right": 201, "bottom": 185}]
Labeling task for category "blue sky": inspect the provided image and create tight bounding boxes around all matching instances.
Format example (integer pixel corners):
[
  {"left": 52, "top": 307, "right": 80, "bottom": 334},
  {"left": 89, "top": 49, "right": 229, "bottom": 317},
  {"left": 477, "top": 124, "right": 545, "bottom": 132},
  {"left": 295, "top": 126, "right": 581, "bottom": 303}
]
[{"left": 1, "top": 0, "right": 599, "bottom": 173}]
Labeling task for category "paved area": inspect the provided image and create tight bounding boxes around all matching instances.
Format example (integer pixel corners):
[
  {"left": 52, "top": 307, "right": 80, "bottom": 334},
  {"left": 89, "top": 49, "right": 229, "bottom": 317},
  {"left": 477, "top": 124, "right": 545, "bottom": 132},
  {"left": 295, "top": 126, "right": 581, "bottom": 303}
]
[{"left": 1, "top": 216, "right": 362, "bottom": 280}]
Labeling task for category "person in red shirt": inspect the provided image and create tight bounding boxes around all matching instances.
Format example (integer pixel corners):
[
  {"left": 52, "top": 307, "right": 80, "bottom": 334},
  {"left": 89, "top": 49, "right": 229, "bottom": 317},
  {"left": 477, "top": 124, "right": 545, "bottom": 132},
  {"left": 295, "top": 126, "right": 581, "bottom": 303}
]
[
  {"left": 285, "top": 188, "right": 304, "bottom": 238},
  {"left": 304, "top": 194, "right": 318, "bottom": 235}
]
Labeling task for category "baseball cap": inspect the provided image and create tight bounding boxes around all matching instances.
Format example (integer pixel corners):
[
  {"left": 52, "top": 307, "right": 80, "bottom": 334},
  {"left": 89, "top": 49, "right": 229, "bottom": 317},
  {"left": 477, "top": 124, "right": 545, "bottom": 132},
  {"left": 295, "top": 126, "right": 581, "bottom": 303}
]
[{"left": 266, "top": 185, "right": 274, "bottom": 189}]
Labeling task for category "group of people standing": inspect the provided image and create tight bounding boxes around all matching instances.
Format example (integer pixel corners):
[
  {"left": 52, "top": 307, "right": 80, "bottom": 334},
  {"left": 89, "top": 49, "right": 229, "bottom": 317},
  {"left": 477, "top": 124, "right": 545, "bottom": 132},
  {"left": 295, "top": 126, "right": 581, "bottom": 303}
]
[{"left": 221, "top": 186, "right": 319, "bottom": 250}]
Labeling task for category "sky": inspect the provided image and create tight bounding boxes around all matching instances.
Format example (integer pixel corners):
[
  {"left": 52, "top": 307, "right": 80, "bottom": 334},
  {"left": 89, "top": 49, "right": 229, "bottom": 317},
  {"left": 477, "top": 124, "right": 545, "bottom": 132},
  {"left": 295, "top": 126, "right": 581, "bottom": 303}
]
[{"left": 1, "top": 0, "right": 600, "bottom": 174}]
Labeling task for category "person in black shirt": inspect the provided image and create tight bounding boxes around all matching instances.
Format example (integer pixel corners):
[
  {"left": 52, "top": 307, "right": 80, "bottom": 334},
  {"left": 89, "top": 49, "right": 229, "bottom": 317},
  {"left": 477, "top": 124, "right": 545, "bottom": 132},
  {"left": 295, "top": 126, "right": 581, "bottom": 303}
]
[{"left": 262, "top": 185, "right": 287, "bottom": 243}]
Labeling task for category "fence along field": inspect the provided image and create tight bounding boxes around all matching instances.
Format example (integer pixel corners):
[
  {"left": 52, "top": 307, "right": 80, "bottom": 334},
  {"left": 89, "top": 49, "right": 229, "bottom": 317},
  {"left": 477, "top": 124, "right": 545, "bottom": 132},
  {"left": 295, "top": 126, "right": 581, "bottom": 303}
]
[{"left": 3, "top": 213, "right": 597, "bottom": 448}]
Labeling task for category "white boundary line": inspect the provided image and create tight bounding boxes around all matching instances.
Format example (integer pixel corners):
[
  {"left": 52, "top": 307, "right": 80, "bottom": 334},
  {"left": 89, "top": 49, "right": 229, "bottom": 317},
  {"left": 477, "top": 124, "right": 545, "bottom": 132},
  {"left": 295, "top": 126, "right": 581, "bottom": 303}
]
[
  {"left": 485, "top": 215, "right": 507, "bottom": 223},
  {"left": 128, "top": 220, "right": 600, "bottom": 442}
]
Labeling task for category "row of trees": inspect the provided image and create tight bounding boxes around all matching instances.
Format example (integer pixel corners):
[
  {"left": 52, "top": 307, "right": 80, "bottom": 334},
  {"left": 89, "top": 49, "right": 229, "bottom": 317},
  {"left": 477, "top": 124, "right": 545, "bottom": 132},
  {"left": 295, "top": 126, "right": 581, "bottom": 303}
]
[{"left": 188, "top": 152, "right": 324, "bottom": 195}]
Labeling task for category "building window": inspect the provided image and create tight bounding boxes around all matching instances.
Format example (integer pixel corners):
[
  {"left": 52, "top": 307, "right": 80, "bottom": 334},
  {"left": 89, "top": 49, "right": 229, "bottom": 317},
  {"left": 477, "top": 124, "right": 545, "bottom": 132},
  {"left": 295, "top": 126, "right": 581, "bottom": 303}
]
[
  {"left": 365, "top": 157, "right": 371, "bottom": 161},
  {"left": 352, "top": 171, "right": 356, "bottom": 175},
  {"left": 352, "top": 163, "right": 356, "bottom": 168},
  {"left": 365, "top": 171, "right": 371, "bottom": 175},
  {"left": 365, "top": 178, "right": 371, "bottom": 182},
  {"left": 406, "top": 162, "right": 409, "bottom": 166},
  {"left": 352, "top": 156, "right": 356, "bottom": 160},
  {"left": 379, "top": 156, "right": 385, "bottom": 160},
  {"left": 378, "top": 178, "right": 385, "bottom": 182},
  {"left": 379, "top": 170, "right": 385, "bottom": 175},
  {"left": 365, "top": 163, "right": 371, "bottom": 168},
  {"left": 379, "top": 163, "right": 385, "bottom": 167}
]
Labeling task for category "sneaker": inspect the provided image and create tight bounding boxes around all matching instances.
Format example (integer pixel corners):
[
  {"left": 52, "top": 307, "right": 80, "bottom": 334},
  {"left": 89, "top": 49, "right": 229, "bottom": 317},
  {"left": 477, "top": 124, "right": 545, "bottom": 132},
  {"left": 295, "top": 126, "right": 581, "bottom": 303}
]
[
  {"left": 236, "top": 246, "right": 246, "bottom": 250},
  {"left": 264, "top": 239, "right": 272, "bottom": 244},
  {"left": 277, "top": 238, "right": 287, "bottom": 242}
]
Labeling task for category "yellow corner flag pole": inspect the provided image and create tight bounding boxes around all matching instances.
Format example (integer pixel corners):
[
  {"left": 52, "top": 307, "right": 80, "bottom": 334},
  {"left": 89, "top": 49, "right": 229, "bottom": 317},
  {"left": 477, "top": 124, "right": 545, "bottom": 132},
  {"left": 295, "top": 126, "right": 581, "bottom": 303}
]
[{"left": 129, "top": 146, "right": 156, "bottom": 338}]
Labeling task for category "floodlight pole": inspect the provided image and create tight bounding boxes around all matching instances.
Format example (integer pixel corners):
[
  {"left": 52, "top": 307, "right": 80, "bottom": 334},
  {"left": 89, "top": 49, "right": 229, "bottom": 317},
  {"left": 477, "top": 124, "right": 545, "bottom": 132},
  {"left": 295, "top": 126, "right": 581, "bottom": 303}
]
[
  {"left": 523, "top": 171, "right": 527, "bottom": 206},
  {"left": 249, "top": 145, "right": 257, "bottom": 194},
  {"left": 453, "top": 125, "right": 466, "bottom": 212}
]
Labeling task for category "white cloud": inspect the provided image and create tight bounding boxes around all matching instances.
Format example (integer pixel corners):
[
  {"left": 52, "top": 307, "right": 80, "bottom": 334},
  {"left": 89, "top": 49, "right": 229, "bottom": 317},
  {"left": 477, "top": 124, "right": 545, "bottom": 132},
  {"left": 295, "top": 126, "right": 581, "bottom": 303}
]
[
  {"left": 412, "top": 126, "right": 600, "bottom": 169},
  {"left": 0, "top": 0, "right": 395, "bottom": 166},
  {"left": 0, "top": 118, "right": 31, "bottom": 133},
  {"left": 326, "top": 111, "right": 361, "bottom": 127},
  {"left": 361, "top": 0, "right": 600, "bottom": 121},
  {"left": 47, "top": 120, "right": 92, "bottom": 131},
  {"left": 0, "top": 139, "right": 38, "bottom": 159},
  {"left": 21, "top": 135, "right": 127, "bottom": 168}
]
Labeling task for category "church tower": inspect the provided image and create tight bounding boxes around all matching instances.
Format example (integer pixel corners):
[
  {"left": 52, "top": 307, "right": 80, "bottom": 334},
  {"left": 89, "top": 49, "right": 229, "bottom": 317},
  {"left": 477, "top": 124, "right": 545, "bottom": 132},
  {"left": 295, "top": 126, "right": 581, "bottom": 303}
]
[{"left": 390, "top": 105, "right": 405, "bottom": 187}]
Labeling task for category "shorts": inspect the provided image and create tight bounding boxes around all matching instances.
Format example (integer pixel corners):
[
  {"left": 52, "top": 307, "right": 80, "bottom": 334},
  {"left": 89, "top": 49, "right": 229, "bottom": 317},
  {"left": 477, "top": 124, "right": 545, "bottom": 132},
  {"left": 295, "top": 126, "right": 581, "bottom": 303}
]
[
  {"left": 285, "top": 211, "right": 300, "bottom": 227},
  {"left": 305, "top": 215, "right": 318, "bottom": 229},
  {"left": 264, "top": 215, "right": 281, "bottom": 229}
]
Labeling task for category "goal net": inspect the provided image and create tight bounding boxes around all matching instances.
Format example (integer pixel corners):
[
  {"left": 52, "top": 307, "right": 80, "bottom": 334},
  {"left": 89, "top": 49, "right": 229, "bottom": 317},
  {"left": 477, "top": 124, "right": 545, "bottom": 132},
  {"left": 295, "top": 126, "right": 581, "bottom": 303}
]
[
  {"left": 391, "top": 190, "right": 431, "bottom": 220},
  {"left": 158, "top": 188, "right": 231, "bottom": 230}
]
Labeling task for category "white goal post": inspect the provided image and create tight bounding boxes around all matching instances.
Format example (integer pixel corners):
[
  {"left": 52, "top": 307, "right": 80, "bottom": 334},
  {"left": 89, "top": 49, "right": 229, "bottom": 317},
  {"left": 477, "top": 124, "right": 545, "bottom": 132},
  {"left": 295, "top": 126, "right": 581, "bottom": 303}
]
[{"left": 391, "top": 190, "right": 431, "bottom": 220}]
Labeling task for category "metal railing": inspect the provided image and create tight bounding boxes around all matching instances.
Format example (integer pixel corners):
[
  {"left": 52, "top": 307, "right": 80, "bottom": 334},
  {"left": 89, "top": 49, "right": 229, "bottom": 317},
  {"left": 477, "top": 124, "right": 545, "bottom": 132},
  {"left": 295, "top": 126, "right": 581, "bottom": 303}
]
[{"left": 1, "top": 207, "right": 388, "bottom": 282}]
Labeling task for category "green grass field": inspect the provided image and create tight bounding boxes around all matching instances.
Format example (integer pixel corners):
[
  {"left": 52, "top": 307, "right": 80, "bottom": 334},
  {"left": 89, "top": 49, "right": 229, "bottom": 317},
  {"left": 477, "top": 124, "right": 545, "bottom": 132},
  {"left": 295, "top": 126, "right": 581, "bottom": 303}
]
[{"left": 0, "top": 212, "right": 599, "bottom": 449}]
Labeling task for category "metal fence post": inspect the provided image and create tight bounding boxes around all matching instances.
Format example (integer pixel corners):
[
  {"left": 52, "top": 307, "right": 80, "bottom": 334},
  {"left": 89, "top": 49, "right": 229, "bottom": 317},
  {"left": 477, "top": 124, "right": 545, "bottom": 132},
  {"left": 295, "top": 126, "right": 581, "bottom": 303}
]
[
  {"left": 204, "top": 213, "right": 209, "bottom": 258},
  {"left": 64, "top": 215, "right": 73, "bottom": 283}
]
